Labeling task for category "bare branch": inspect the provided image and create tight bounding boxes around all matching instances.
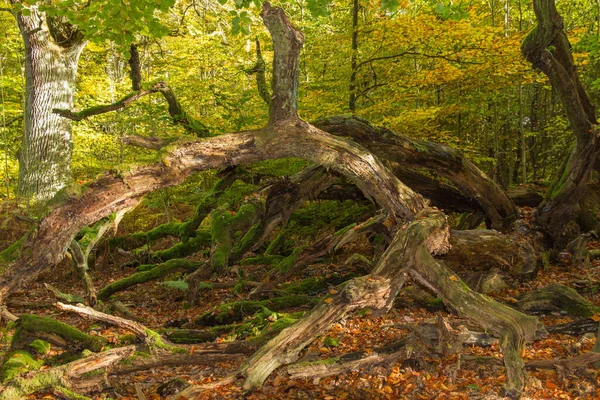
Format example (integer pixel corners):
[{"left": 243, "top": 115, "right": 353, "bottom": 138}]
[
  {"left": 56, "top": 302, "right": 159, "bottom": 346},
  {"left": 355, "top": 50, "right": 482, "bottom": 72},
  {"left": 54, "top": 82, "right": 211, "bottom": 137}
]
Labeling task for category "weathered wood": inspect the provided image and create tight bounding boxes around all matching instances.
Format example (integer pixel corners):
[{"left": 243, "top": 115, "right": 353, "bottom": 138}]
[
  {"left": 55, "top": 302, "right": 171, "bottom": 348},
  {"left": 0, "top": 346, "right": 135, "bottom": 400},
  {"left": 314, "top": 115, "right": 518, "bottom": 231},
  {"left": 443, "top": 230, "right": 537, "bottom": 277}
]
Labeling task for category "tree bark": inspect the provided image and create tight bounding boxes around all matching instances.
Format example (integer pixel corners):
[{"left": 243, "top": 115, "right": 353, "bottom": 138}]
[
  {"left": 16, "top": 9, "right": 85, "bottom": 202},
  {"left": 314, "top": 116, "right": 519, "bottom": 231}
]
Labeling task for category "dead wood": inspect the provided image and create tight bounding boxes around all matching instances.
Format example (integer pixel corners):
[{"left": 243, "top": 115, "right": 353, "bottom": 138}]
[{"left": 0, "top": 345, "right": 135, "bottom": 400}]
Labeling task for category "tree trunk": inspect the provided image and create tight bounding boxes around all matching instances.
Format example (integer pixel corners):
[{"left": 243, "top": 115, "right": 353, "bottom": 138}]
[
  {"left": 16, "top": 10, "right": 85, "bottom": 203},
  {"left": 522, "top": 0, "right": 598, "bottom": 245}
]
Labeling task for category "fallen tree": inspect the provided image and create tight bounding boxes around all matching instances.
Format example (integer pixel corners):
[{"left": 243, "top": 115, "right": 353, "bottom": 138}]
[{"left": 1, "top": 1, "right": 598, "bottom": 399}]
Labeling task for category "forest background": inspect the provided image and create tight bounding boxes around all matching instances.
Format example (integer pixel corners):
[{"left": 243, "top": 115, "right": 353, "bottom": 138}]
[{"left": 1, "top": 0, "right": 598, "bottom": 198}]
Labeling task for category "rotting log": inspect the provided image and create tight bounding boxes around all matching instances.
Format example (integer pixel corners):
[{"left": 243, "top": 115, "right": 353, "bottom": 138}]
[
  {"left": 443, "top": 230, "right": 537, "bottom": 277},
  {"left": 517, "top": 284, "right": 600, "bottom": 317}
]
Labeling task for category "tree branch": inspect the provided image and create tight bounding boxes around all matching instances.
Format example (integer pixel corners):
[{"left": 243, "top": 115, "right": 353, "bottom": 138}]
[
  {"left": 245, "top": 38, "right": 271, "bottom": 106},
  {"left": 354, "top": 50, "right": 483, "bottom": 72},
  {"left": 54, "top": 81, "right": 211, "bottom": 137}
]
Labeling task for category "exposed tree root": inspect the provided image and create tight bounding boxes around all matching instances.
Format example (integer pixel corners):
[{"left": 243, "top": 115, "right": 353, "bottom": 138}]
[
  {"left": 55, "top": 302, "right": 179, "bottom": 351},
  {"left": 193, "top": 295, "right": 316, "bottom": 326},
  {"left": 97, "top": 259, "right": 200, "bottom": 301}
]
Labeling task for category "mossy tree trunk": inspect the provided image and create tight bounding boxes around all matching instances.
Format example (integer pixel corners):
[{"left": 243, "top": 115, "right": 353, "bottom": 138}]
[{"left": 522, "top": 0, "right": 599, "bottom": 246}]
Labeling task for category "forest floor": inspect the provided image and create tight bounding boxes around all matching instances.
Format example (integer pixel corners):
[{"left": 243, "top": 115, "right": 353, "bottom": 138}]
[{"left": 1, "top": 202, "right": 600, "bottom": 400}]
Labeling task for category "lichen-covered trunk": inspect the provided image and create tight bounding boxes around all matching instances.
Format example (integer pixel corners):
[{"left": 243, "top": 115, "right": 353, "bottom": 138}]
[{"left": 16, "top": 10, "right": 84, "bottom": 203}]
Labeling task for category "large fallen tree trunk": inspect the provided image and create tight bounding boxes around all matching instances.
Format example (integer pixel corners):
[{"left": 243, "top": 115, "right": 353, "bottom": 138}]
[{"left": 314, "top": 116, "right": 519, "bottom": 232}]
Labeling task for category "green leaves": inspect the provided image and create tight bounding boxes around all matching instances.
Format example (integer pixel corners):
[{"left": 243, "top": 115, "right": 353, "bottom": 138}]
[
  {"left": 26, "top": 0, "right": 176, "bottom": 54},
  {"left": 380, "top": 0, "right": 400, "bottom": 13},
  {"left": 427, "top": 0, "right": 469, "bottom": 21},
  {"left": 231, "top": 10, "right": 253, "bottom": 35}
]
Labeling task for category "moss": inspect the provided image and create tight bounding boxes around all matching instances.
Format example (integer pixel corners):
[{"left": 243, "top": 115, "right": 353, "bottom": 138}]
[
  {"left": 547, "top": 152, "right": 572, "bottom": 200},
  {"left": 28, "top": 340, "right": 51, "bottom": 356},
  {"left": 210, "top": 210, "right": 234, "bottom": 272},
  {"left": 98, "top": 259, "right": 200, "bottom": 300},
  {"left": 333, "top": 223, "right": 357, "bottom": 237},
  {"left": 264, "top": 232, "right": 286, "bottom": 256},
  {"left": 12, "top": 315, "right": 105, "bottom": 352},
  {"left": 150, "top": 230, "right": 211, "bottom": 262},
  {"left": 118, "top": 334, "right": 138, "bottom": 345},
  {"left": 144, "top": 329, "right": 186, "bottom": 353},
  {"left": 53, "top": 386, "right": 93, "bottom": 400},
  {"left": 194, "top": 295, "right": 316, "bottom": 326},
  {"left": 0, "top": 231, "right": 31, "bottom": 268},
  {"left": 277, "top": 247, "right": 305, "bottom": 273},
  {"left": 519, "top": 284, "right": 600, "bottom": 317},
  {"left": 0, "top": 351, "right": 43, "bottom": 382},
  {"left": 232, "top": 222, "right": 263, "bottom": 258},
  {"left": 293, "top": 356, "right": 341, "bottom": 368}
]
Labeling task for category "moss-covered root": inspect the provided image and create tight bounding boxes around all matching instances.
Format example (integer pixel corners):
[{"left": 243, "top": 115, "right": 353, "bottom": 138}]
[
  {"left": 109, "top": 167, "right": 239, "bottom": 252},
  {"left": 0, "top": 345, "right": 135, "bottom": 400},
  {"left": 517, "top": 284, "right": 600, "bottom": 317},
  {"left": 149, "top": 229, "right": 211, "bottom": 262},
  {"left": 210, "top": 201, "right": 263, "bottom": 273},
  {"left": 98, "top": 259, "right": 201, "bottom": 301},
  {"left": 194, "top": 295, "right": 317, "bottom": 326},
  {"left": 0, "top": 351, "right": 43, "bottom": 383},
  {"left": 11, "top": 315, "right": 105, "bottom": 352}
]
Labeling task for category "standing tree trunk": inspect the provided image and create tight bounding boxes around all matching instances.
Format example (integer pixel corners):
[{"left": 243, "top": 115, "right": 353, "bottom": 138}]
[
  {"left": 522, "top": 0, "right": 598, "bottom": 246},
  {"left": 16, "top": 8, "right": 85, "bottom": 203}
]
